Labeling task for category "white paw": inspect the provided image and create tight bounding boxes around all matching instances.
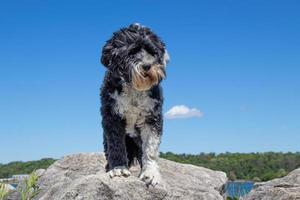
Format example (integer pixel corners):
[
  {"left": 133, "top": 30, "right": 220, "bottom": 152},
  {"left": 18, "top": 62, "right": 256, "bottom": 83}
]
[
  {"left": 139, "top": 164, "right": 161, "bottom": 186},
  {"left": 108, "top": 166, "right": 131, "bottom": 178}
]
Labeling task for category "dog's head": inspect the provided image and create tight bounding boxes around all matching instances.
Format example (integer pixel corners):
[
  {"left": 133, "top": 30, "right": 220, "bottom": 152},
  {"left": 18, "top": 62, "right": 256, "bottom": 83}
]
[{"left": 101, "top": 23, "right": 170, "bottom": 91}]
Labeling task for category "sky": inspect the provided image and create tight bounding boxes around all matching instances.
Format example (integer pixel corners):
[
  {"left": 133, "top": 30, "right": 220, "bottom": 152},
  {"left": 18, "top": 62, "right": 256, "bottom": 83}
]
[{"left": 0, "top": 0, "right": 300, "bottom": 163}]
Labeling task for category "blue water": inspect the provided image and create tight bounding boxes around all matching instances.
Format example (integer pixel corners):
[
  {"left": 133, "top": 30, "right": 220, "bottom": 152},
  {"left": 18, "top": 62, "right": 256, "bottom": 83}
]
[{"left": 226, "top": 181, "right": 254, "bottom": 198}]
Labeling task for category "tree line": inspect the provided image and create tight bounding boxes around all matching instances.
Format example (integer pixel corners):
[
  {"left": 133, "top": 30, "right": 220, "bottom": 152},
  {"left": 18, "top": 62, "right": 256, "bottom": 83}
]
[
  {"left": 0, "top": 158, "right": 56, "bottom": 179},
  {"left": 1, "top": 152, "right": 300, "bottom": 181},
  {"left": 160, "top": 152, "right": 300, "bottom": 181}
]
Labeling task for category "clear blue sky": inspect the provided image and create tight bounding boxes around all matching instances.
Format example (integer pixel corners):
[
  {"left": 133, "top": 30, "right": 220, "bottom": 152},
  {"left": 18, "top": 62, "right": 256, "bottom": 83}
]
[{"left": 1, "top": 1, "right": 300, "bottom": 163}]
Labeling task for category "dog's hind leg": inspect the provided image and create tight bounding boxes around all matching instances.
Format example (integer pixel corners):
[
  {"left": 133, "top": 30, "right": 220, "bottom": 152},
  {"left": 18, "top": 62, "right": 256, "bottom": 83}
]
[
  {"left": 103, "top": 133, "right": 109, "bottom": 171},
  {"left": 126, "top": 135, "right": 143, "bottom": 168}
]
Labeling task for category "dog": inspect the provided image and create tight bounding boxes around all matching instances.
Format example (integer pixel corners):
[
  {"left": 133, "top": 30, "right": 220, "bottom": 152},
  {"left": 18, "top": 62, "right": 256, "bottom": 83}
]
[{"left": 100, "top": 23, "right": 169, "bottom": 186}]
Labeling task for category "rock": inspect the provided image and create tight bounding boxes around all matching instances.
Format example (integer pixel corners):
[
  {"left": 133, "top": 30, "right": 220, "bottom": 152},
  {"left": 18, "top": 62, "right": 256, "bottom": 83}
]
[
  {"left": 2, "top": 183, "right": 15, "bottom": 192},
  {"left": 243, "top": 168, "right": 300, "bottom": 200},
  {"left": 35, "top": 169, "right": 46, "bottom": 177},
  {"left": 34, "top": 153, "right": 227, "bottom": 200}
]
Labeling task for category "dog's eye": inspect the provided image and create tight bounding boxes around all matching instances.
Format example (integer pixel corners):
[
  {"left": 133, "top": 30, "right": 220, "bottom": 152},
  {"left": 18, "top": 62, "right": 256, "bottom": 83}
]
[{"left": 143, "top": 44, "right": 156, "bottom": 56}]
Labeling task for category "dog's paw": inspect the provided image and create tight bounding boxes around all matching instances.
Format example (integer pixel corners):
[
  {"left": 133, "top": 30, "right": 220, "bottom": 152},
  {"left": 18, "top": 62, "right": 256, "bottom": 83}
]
[
  {"left": 108, "top": 166, "right": 131, "bottom": 178},
  {"left": 139, "top": 165, "right": 161, "bottom": 186}
]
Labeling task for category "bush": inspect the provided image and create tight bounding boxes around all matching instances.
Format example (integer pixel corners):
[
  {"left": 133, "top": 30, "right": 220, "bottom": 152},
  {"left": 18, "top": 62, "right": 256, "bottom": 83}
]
[
  {"left": 0, "top": 183, "right": 10, "bottom": 200},
  {"left": 18, "top": 171, "right": 40, "bottom": 200}
]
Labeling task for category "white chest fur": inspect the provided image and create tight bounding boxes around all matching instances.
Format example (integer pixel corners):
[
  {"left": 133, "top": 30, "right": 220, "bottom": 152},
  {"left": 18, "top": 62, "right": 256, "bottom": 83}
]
[{"left": 110, "top": 86, "right": 157, "bottom": 137}]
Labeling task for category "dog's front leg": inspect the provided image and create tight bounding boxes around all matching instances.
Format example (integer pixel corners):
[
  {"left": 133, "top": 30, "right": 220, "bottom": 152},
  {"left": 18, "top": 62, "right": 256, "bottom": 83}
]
[
  {"left": 139, "top": 125, "right": 162, "bottom": 186},
  {"left": 103, "top": 116, "right": 131, "bottom": 178}
]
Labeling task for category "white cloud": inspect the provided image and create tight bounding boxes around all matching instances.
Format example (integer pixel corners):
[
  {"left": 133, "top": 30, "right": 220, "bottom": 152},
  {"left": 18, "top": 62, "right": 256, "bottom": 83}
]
[{"left": 164, "top": 105, "right": 203, "bottom": 119}]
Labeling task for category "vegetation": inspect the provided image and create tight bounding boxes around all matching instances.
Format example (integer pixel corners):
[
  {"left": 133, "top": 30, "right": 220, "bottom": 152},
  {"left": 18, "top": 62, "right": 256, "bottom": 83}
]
[
  {"left": 0, "top": 158, "right": 56, "bottom": 179},
  {"left": 226, "top": 197, "right": 239, "bottom": 200},
  {"left": 19, "top": 171, "right": 40, "bottom": 200},
  {"left": 1, "top": 152, "right": 300, "bottom": 182},
  {"left": 0, "top": 171, "right": 41, "bottom": 200},
  {"left": 160, "top": 152, "right": 300, "bottom": 181},
  {"left": 0, "top": 183, "right": 10, "bottom": 200}
]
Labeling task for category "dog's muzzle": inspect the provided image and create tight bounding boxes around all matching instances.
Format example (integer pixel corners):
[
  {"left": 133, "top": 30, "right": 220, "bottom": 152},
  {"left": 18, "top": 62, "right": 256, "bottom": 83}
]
[
  {"left": 142, "top": 64, "right": 151, "bottom": 71},
  {"left": 131, "top": 64, "right": 165, "bottom": 91}
]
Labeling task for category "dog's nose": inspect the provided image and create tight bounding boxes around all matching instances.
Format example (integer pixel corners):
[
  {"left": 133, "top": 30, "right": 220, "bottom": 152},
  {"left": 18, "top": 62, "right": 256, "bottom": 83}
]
[{"left": 142, "top": 64, "right": 151, "bottom": 71}]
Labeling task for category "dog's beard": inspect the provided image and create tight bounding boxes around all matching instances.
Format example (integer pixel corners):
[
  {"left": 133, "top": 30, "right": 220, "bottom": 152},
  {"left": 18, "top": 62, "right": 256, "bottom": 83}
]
[{"left": 131, "top": 64, "right": 165, "bottom": 91}]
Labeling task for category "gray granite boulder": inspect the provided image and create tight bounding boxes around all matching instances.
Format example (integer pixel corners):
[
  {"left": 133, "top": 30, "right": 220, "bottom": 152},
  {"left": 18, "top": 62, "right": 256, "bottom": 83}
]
[
  {"left": 32, "top": 153, "right": 227, "bottom": 200},
  {"left": 243, "top": 168, "right": 300, "bottom": 200}
]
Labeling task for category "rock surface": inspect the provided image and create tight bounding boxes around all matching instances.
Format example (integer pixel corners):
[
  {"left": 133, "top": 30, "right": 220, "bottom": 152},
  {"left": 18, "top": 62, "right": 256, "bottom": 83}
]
[
  {"left": 243, "top": 168, "right": 300, "bottom": 200},
  {"left": 32, "top": 153, "right": 227, "bottom": 200},
  {"left": 1, "top": 183, "right": 15, "bottom": 194}
]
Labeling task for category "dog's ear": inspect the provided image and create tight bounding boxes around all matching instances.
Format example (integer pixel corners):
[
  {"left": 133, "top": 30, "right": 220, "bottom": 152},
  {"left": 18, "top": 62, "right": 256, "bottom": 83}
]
[
  {"left": 101, "top": 42, "right": 114, "bottom": 68},
  {"left": 101, "top": 37, "right": 132, "bottom": 68}
]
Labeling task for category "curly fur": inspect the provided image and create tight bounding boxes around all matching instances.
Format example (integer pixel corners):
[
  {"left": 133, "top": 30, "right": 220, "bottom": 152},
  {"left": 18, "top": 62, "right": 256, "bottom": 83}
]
[{"left": 100, "top": 23, "right": 169, "bottom": 186}]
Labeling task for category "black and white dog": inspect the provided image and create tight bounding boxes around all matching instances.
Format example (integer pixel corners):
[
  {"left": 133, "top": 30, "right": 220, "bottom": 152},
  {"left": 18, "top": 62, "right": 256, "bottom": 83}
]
[{"left": 100, "top": 23, "right": 169, "bottom": 186}]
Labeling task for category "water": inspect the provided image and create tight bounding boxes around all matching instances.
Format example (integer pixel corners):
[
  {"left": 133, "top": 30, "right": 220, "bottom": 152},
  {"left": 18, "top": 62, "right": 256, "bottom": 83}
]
[{"left": 226, "top": 181, "right": 254, "bottom": 198}]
